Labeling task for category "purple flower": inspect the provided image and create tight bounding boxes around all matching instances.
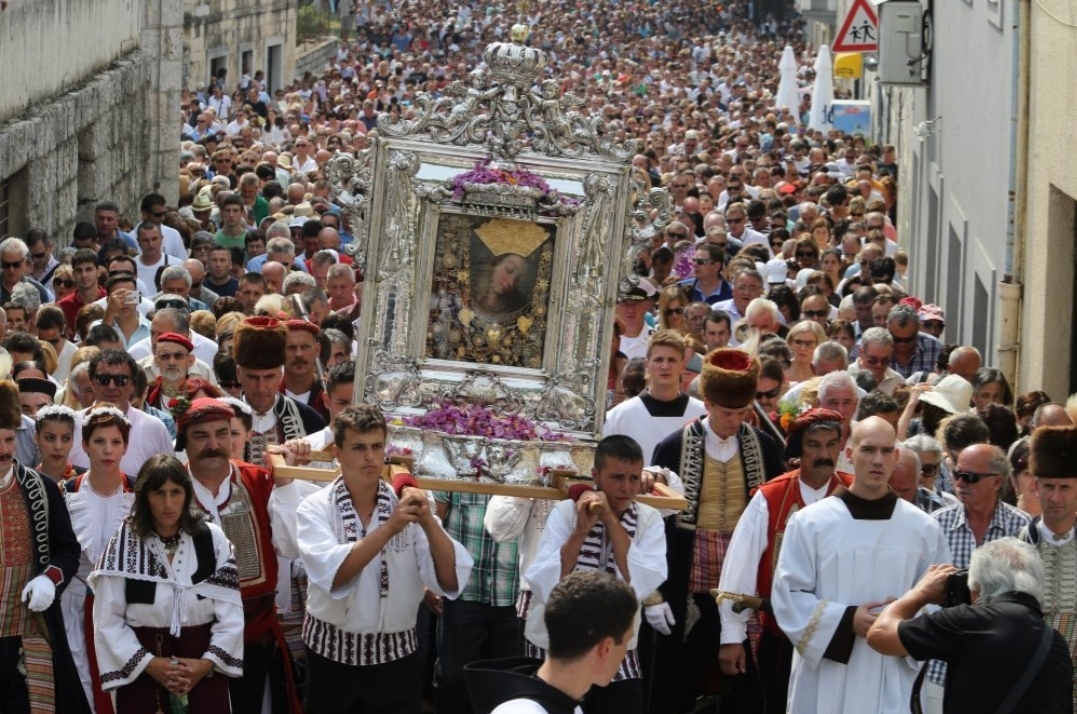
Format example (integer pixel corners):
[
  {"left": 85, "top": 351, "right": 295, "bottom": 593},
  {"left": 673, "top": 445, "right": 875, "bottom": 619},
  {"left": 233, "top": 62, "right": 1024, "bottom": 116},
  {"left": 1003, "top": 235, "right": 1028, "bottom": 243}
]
[{"left": 402, "top": 401, "right": 571, "bottom": 442}]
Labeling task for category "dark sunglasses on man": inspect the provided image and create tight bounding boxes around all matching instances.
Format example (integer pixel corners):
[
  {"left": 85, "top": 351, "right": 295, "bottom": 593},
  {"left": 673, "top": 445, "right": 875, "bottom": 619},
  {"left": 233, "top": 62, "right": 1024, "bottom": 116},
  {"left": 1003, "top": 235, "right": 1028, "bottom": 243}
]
[{"left": 951, "top": 470, "right": 998, "bottom": 485}]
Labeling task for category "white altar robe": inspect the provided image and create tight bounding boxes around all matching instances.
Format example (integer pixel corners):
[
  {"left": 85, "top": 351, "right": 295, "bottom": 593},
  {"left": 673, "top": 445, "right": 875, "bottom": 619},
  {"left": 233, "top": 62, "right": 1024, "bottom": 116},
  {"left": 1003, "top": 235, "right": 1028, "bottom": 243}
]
[{"left": 772, "top": 494, "right": 951, "bottom": 714}]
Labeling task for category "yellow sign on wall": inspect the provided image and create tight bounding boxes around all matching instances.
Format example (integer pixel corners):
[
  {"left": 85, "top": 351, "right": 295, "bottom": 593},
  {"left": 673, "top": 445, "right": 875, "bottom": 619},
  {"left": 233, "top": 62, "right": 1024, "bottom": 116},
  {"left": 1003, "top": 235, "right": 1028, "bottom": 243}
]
[{"left": 834, "top": 53, "right": 864, "bottom": 80}]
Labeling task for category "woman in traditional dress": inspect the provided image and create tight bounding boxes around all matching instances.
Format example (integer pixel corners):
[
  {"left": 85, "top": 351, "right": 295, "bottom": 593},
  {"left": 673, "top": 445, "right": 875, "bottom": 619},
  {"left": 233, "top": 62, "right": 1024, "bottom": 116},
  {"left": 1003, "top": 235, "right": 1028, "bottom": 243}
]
[
  {"left": 35, "top": 405, "right": 84, "bottom": 483},
  {"left": 90, "top": 455, "right": 243, "bottom": 714},
  {"left": 60, "top": 405, "right": 134, "bottom": 713}
]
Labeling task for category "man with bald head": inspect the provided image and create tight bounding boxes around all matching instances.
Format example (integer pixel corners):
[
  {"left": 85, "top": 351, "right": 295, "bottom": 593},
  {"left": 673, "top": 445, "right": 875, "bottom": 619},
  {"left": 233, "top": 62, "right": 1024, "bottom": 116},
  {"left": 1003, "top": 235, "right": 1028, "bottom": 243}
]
[
  {"left": 945, "top": 346, "right": 982, "bottom": 384},
  {"left": 919, "top": 443, "right": 1031, "bottom": 712},
  {"left": 773, "top": 417, "right": 950, "bottom": 713},
  {"left": 1031, "top": 403, "right": 1074, "bottom": 430}
]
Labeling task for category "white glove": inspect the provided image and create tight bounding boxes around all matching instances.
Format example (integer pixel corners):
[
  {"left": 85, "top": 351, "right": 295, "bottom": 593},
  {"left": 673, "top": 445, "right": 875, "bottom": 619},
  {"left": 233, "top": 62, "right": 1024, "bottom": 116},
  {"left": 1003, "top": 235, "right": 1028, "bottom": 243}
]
[
  {"left": 21, "top": 575, "right": 56, "bottom": 612},
  {"left": 644, "top": 601, "right": 676, "bottom": 636}
]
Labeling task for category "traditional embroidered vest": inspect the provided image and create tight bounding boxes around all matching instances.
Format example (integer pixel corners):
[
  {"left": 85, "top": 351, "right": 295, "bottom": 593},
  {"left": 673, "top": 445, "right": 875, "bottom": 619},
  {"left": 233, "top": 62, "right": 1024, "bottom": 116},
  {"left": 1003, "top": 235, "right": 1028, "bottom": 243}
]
[
  {"left": 247, "top": 428, "right": 280, "bottom": 470},
  {"left": 676, "top": 421, "right": 766, "bottom": 531},
  {"left": 219, "top": 482, "right": 268, "bottom": 587},
  {"left": 697, "top": 454, "right": 747, "bottom": 533},
  {"left": 247, "top": 396, "right": 309, "bottom": 468},
  {"left": 755, "top": 470, "right": 851, "bottom": 635},
  {"left": 0, "top": 476, "right": 34, "bottom": 637}
]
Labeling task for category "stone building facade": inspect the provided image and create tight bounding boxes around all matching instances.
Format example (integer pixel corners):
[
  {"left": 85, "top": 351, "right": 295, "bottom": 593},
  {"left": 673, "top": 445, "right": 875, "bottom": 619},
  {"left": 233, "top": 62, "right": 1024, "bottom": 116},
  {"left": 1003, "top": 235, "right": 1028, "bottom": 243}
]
[
  {"left": 183, "top": 0, "right": 298, "bottom": 94},
  {"left": 0, "top": 0, "right": 181, "bottom": 246}
]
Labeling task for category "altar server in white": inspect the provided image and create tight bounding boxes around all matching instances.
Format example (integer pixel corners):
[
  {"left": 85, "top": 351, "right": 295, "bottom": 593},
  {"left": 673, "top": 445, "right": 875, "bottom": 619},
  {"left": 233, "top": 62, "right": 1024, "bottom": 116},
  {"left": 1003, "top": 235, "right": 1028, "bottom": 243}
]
[{"left": 772, "top": 416, "right": 951, "bottom": 714}]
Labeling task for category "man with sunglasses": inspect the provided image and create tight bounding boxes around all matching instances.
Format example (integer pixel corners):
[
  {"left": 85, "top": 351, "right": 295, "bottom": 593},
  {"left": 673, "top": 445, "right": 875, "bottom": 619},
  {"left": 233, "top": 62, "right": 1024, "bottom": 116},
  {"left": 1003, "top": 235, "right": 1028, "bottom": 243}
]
[
  {"left": 887, "top": 304, "right": 943, "bottom": 380},
  {"left": 847, "top": 328, "right": 904, "bottom": 396},
  {"left": 24, "top": 229, "right": 58, "bottom": 288},
  {"left": 722, "top": 202, "right": 768, "bottom": 254},
  {"left": 679, "top": 244, "right": 731, "bottom": 305},
  {"left": 920, "top": 443, "right": 1030, "bottom": 713},
  {"left": 0, "top": 238, "right": 51, "bottom": 305},
  {"left": 134, "top": 193, "right": 187, "bottom": 260},
  {"left": 67, "top": 349, "right": 175, "bottom": 472}
]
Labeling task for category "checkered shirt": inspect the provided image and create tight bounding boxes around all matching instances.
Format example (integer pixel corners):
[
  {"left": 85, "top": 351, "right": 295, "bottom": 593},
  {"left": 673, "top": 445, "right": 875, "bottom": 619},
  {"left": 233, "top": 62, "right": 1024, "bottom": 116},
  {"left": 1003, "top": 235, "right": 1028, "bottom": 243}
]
[
  {"left": 926, "top": 500, "right": 1031, "bottom": 685},
  {"left": 435, "top": 491, "right": 519, "bottom": 607},
  {"left": 890, "top": 332, "right": 944, "bottom": 379}
]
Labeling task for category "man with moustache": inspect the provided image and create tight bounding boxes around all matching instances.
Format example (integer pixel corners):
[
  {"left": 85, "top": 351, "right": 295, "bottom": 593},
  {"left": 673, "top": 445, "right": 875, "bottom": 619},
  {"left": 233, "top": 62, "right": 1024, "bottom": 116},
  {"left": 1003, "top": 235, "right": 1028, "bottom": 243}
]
[
  {"left": 179, "top": 398, "right": 303, "bottom": 714},
  {"left": 232, "top": 317, "right": 325, "bottom": 468},
  {"left": 717, "top": 409, "right": 853, "bottom": 714},
  {"left": 282, "top": 320, "right": 330, "bottom": 423},
  {"left": 145, "top": 332, "right": 197, "bottom": 412},
  {"left": 772, "top": 418, "right": 950, "bottom": 713}
]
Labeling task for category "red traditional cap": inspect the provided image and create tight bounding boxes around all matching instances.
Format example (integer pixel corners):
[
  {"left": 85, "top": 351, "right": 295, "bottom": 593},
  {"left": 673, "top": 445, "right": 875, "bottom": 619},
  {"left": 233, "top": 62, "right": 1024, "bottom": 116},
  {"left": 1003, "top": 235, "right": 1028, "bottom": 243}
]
[
  {"left": 900, "top": 296, "right": 924, "bottom": 312},
  {"left": 175, "top": 398, "right": 236, "bottom": 451},
  {"left": 285, "top": 319, "right": 320, "bottom": 336},
  {"left": 157, "top": 332, "right": 194, "bottom": 353},
  {"left": 787, "top": 408, "right": 844, "bottom": 437},
  {"left": 178, "top": 398, "right": 235, "bottom": 433}
]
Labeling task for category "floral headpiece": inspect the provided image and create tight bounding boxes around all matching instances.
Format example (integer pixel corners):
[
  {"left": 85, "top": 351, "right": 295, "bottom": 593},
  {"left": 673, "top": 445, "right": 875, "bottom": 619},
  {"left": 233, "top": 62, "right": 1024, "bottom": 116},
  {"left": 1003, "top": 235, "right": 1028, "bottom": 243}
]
[
  {"left": 35, "top": 404, "right": 77, "bottom": 425},
  {"left": 777, "top": 399, "right": 810, "bottom": 432},
  {"left": 219, "top": 396, "right": 252, "bottom": 418},
  {"left": 82, "top": 405, "right": 131, "bottom": 428}
]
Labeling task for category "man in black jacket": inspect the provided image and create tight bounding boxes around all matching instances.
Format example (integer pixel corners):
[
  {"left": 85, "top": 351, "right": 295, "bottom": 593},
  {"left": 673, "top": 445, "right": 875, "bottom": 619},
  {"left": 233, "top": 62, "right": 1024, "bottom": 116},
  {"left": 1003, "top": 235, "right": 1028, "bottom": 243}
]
[
  {"left": 868, "top": 537, "right": 1073, "bottom": 714},
  {"left": 0, "top": 379, "right": 89, "bottom": 714},
  {"left": 465, "top": 571, "right": 638, "bottom": 714},
  {"left": 646, "top": 348, "right": 784, "bottom": 714}
]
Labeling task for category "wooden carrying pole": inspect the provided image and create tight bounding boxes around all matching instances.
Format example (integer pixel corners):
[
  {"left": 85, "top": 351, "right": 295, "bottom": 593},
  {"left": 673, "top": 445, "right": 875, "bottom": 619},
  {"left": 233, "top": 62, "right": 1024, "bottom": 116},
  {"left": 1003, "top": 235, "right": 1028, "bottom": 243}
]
[{"left": 267, "top": 452, "right": 688, "bottom": 511}]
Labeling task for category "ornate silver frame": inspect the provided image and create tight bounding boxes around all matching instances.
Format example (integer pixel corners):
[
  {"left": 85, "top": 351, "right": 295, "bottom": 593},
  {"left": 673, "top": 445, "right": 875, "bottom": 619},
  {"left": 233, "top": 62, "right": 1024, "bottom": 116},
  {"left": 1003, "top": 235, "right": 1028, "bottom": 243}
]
[{"left": 325, "top": 25, "right": 672, "bottom": 441}]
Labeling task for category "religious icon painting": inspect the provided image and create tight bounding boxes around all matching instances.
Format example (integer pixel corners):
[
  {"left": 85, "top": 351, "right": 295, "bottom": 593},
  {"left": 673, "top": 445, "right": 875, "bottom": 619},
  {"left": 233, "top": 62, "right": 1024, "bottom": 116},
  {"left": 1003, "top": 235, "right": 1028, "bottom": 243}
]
[{"left": 426, "top": 212, "right": 556, "bottom": 369}]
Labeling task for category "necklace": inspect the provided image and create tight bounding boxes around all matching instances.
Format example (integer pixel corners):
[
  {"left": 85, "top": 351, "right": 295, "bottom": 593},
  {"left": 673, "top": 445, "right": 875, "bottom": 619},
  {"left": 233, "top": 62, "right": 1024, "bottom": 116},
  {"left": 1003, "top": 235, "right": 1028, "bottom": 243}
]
[{"left": 159, "top": 532, "right": 182, "bottom": 555}]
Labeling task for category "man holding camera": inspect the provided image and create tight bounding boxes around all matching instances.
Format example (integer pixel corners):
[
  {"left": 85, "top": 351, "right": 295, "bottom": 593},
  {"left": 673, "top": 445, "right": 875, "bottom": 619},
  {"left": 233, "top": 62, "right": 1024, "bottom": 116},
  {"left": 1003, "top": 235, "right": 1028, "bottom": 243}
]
[
  {"left": 921, "top": 443, "right": 1031, "bottom": 712},
  {"left": 867, "top": 538, "right": 1073, "bottom": 714},
  {"left": 1019, "top": 426, "right": 1077, "bottom": 710}
]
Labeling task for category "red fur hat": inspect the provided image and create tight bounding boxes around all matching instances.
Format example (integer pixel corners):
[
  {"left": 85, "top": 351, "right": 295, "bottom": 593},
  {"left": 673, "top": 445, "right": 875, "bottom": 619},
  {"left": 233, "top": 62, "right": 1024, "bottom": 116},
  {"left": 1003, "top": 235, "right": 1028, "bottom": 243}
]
[
  {"left": 699, "top": 348, "right": 760, "bottom": 409},
  {"left": 232, "top": 317, "right": 287, "bottom": 370}
]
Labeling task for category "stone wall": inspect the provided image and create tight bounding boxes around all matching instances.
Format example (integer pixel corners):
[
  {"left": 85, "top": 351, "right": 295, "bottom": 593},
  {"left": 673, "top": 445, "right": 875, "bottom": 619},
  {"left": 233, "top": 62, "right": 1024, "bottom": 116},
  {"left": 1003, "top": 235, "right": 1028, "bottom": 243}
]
[
  {"left": 294, "top": 38, "right": 339, "bottom": 81},
  {"left": 0, "top": 0, "right": 180, "bottom": 247},
  {"left": 0, "top": 0, "right": 142, "bottom": 125},
  {"left": 0, "top": 56, "right": 153, "bottom": 246}
]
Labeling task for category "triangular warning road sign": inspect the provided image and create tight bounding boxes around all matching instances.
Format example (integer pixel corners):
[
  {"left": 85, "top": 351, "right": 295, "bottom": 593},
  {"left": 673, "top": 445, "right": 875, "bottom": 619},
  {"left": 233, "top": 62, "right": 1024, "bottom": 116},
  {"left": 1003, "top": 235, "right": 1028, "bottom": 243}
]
[{"left": 832, "top": 0, "right": 880, "bottom": 53}]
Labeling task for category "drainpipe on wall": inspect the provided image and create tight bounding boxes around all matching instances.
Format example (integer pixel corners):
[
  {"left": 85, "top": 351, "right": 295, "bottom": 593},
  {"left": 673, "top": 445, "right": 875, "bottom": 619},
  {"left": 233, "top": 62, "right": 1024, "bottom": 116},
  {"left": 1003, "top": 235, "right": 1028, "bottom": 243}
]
[{"left": 997, "top": 0, "right": 1029, "bottom": 390}]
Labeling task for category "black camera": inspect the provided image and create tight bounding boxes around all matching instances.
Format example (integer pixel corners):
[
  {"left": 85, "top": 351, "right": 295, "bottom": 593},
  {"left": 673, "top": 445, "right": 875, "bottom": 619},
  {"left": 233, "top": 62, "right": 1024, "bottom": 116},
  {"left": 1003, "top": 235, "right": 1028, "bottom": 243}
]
[{"left": 943, "top": 569, "right": 972, "bottom": 607}]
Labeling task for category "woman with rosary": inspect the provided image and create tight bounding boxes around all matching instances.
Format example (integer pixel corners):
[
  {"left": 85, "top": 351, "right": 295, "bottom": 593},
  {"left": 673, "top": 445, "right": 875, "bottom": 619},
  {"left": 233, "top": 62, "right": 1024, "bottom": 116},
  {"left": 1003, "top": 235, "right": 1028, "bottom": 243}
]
[{"left": 90, "top": 454, "right": 243, "bottom": 713}]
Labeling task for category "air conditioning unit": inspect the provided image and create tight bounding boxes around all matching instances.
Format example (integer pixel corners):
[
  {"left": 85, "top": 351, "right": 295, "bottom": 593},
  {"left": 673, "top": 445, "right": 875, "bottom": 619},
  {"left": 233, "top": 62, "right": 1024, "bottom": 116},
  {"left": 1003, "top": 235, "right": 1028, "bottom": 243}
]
[{"left": 878, "top": 0, "right": 929, "bottom": 85}]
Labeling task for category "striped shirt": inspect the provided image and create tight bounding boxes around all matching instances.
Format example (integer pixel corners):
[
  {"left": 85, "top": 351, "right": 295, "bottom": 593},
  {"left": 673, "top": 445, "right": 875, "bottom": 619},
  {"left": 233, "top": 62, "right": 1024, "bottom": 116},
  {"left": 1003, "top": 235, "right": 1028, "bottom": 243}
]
[
  {"left": 435, "top": 492, "right": 519, "bottom": 607},
  {"left": 927, "top": 500, "right": 1031, "bottom": 685}
]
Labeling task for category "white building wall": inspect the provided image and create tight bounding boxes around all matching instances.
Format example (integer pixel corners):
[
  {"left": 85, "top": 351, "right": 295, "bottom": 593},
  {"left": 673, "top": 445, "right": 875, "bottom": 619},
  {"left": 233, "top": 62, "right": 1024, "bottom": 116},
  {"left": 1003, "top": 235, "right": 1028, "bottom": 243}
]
[{"left": 879, "top": 0, "right": 1014, "bottom": 362}]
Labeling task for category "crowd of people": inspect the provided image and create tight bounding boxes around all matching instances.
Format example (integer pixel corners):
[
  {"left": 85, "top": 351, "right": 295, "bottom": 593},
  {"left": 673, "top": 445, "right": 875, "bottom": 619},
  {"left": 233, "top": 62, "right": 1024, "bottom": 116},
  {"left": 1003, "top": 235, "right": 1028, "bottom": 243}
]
[{"left": 1, "top": 0, "right": 1076, "bottom": 713}]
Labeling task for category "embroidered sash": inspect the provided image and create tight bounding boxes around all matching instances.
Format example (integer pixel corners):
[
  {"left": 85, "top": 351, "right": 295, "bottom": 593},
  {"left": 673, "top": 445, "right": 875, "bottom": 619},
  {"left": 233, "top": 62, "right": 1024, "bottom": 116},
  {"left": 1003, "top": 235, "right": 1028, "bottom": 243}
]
[
  {"left": 575, "top": 502, "right": 639, "bottom": 576},
  {"left": 329, "top": 476, "right": 394, "bottom": 599}
]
